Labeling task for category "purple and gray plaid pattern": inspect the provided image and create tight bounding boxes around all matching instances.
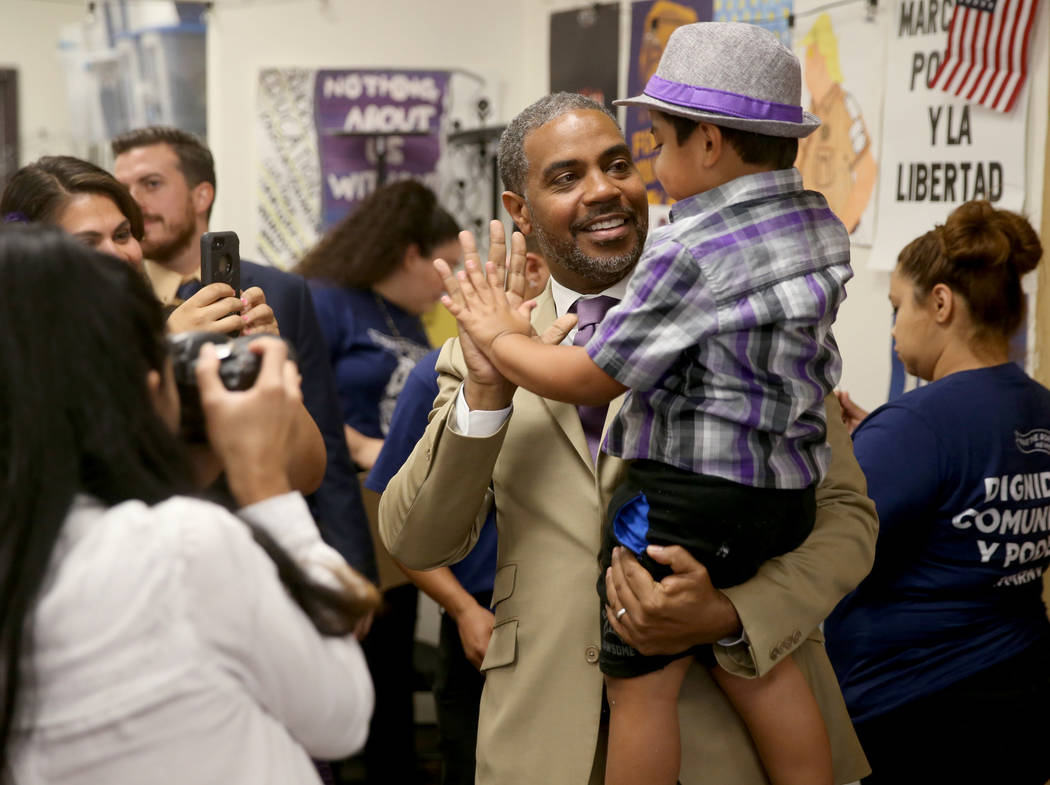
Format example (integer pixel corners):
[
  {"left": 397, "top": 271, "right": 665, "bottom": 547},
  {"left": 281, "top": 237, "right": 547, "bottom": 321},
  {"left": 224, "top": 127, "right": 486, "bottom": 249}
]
[{"left": 587, "top": 168, "right": 852, "bottom": 490}]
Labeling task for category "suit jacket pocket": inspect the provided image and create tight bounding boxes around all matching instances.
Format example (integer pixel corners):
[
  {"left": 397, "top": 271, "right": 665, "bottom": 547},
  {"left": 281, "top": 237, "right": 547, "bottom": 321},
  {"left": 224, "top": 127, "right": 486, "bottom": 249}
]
[
  {"left": 480, "top": 618, "right": 518, "bottom": 672},
  {"left": 490, "top": 563, "right": 517, "bottom": 609}
]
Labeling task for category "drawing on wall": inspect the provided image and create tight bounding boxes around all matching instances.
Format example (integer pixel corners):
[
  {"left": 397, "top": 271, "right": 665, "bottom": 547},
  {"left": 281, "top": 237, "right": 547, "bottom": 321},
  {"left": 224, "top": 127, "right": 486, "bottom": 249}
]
[
  {"left": 625, "top": 0, "right": 709, "bottom": 207},
  {"left": 795, "top": 13, "right": 878, "bottom": 241},
  {"left": 713, "top": 0, "right": 793, "bottom": 44}
]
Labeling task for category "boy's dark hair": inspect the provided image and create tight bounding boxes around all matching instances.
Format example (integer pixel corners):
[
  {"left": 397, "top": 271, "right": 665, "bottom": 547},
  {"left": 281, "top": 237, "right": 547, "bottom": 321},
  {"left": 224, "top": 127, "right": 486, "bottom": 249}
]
[
  {"left": 111, "top": 127, "right": 216, "bottom": 218},
  {"left": 657, "top": 110, "right": 799, "bottom": 171}
]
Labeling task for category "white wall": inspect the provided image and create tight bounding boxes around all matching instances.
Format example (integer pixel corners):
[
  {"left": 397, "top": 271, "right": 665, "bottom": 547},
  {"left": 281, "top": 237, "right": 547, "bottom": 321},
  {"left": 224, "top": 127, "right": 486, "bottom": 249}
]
[
  {"left": 1, "top": 0, "right": 1046, "bottom": 406},
  {"left": 205, "top": 0, "right": 555, "bottom": 247},
  {"left": 0, "top": 0, "right": 87, "bottom": 163},
  {"left": 162, "top": 0, "right": 1050, "bottom": 407},
  {"left": 835, "top": 0, "right": 1049, "bottom": 411}
]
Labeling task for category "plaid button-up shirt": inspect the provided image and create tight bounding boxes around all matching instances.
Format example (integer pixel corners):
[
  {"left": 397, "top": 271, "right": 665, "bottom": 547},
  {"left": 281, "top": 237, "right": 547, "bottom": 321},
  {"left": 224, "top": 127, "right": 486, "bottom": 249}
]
[{"left": 588, "top": 168, "right": 852, "bottom": 489}]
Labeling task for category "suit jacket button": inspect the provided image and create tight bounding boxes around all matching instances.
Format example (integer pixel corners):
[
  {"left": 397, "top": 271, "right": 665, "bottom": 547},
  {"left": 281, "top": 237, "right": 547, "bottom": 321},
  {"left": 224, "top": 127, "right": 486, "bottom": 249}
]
[{"left": 585, "top": 646, "right": 599, "bottom": 664}]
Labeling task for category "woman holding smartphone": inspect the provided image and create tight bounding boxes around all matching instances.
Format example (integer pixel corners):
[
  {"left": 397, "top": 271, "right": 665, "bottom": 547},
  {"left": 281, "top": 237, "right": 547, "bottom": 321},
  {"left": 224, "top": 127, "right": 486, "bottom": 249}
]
[{"left": 1, "top": 156, "right": 325, "bottom": 494}]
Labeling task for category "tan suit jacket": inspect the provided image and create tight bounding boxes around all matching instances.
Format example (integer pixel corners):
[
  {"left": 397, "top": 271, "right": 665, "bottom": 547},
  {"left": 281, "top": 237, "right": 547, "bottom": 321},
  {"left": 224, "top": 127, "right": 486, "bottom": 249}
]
[{"left": 380, "top": 290, "right": 875, "bottom": 785}]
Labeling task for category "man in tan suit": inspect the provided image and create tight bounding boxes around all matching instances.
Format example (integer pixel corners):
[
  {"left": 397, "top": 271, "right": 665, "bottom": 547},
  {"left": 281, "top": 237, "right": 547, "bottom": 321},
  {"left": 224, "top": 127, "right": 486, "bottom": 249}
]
[{"left": 379, "top": 92, "right": 875, "bottom": 785}]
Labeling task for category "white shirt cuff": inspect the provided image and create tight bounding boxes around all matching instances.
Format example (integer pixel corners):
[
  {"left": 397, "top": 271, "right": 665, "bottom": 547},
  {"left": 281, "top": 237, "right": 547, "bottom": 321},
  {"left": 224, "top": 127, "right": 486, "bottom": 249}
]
[
  {"left": 453, "top": 384, "right": 512, "bottom": 437},
  {"left": 717, "top": 629, "right": 750, "bottom": 648}
]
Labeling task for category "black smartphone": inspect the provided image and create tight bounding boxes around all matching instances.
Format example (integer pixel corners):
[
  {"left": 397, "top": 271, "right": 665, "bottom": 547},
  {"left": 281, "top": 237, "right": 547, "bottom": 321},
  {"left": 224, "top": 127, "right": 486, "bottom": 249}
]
[{"left": 200, "top": 230, "right": 241, "bottom": 294}]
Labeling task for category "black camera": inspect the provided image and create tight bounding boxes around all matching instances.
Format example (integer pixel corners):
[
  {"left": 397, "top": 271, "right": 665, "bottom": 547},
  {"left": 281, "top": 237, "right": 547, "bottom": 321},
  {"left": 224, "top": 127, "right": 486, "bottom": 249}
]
[{"left": 168, "top": 331, "right": 298, "bottom": 442}]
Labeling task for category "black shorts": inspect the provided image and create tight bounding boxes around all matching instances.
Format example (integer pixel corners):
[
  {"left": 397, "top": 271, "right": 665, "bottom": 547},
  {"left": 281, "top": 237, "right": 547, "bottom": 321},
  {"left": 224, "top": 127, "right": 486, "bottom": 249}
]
[{"left": 597, "top": 459, "right": 816, "bottom": 678}]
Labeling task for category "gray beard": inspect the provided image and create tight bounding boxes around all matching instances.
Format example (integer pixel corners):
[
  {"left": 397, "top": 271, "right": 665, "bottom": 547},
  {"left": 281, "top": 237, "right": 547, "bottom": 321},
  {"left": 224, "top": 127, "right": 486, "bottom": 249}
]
[{"left": 531, "top": 215, "right": 647, "bottom": 290}]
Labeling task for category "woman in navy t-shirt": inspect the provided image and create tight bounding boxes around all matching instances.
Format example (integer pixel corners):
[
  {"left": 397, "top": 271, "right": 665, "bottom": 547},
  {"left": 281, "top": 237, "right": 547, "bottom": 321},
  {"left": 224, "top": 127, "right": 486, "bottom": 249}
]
[
  {"left": 827, "top": 200, "right": 1049, "bottom": 785},
  {"left": 297, "top": 181, "right": 460, "bottom": 472}
]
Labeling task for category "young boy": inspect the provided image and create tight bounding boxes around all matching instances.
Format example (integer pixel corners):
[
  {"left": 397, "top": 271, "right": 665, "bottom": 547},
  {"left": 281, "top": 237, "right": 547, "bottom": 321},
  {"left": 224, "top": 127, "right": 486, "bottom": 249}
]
[{"left": 441, "top": 23, "right": 852, "bottom": 785}]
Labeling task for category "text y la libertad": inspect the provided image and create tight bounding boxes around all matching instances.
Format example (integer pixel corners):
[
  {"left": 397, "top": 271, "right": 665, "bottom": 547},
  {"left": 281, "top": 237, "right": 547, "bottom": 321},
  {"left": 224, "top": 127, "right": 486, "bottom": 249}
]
[{"left": 895, "top": 0, "right": 1003, "bottom": 204}]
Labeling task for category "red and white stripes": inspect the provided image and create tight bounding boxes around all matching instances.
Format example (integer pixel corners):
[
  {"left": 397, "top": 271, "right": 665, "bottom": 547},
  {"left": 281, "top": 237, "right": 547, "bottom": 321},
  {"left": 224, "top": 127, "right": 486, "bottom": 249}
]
[{"left": 930, "top": 0, "right": 1040, "bottom": 113}]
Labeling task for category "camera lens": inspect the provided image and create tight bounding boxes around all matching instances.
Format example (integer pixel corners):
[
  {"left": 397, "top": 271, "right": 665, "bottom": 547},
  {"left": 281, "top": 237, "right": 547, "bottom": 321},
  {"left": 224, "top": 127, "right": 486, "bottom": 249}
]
[{"left": 213, "top": 237, "right": 225, "bottom": 249}]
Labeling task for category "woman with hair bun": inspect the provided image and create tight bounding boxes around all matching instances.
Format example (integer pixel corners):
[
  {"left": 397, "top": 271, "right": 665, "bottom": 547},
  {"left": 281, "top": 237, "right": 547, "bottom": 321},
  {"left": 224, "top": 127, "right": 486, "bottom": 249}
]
[{"left": 825, "top": 200, "right": 1050, "bottom": 785}]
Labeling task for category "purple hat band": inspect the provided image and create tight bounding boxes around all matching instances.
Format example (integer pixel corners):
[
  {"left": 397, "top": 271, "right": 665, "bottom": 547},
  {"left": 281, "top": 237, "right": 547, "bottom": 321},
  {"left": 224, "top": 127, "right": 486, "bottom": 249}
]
[{"left": 643, "top": 75, "right": 803, "bottom": 124}]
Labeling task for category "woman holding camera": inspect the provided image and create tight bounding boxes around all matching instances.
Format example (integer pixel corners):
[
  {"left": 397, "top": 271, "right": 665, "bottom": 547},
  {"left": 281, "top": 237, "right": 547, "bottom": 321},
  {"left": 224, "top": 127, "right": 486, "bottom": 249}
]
[
  {"left": 825, "top": 200, "right": 1050, "bottom": 784},
  {"left": 0, "top": 227, "right": 378, "bottom": 784}
]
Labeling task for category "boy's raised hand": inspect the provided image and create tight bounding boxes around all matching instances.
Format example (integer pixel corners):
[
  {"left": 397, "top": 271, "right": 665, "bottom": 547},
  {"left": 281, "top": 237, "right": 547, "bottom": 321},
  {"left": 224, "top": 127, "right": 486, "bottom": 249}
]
[
  {"left": 468, "top": 220, "right": 527, "bottom": 310},
  {"left": 432, "top": 224, "right": 518, "bottom": 409},
  {"left": 436, "top": 227, "right": 536, "bottom": 356}
]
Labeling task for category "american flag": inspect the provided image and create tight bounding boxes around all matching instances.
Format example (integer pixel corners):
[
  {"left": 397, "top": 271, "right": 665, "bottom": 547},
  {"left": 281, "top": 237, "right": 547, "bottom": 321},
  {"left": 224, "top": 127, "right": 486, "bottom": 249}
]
[{"left": 930, "top": 0, "right": 1041, "bottom": 113}]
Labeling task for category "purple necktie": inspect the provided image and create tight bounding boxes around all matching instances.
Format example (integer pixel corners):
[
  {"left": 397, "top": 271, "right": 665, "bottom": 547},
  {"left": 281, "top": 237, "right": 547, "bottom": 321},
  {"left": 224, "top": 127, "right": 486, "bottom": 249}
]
[{"left": 570, "top": 295, "right": 618, "bottom": 462}]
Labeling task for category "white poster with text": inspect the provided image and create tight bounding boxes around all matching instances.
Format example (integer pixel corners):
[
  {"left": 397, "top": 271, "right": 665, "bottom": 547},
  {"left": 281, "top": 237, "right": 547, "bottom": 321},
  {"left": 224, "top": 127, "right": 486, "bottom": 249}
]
[{"left": 869, "top": 0, "right": 1029, "bottom": 270}]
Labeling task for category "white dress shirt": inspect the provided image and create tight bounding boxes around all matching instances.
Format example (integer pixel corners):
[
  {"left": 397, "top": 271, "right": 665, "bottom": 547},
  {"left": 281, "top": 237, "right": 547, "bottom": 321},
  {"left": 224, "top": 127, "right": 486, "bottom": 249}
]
[{"left": 10, "top": 492, "right": 373, "bottom": 785}]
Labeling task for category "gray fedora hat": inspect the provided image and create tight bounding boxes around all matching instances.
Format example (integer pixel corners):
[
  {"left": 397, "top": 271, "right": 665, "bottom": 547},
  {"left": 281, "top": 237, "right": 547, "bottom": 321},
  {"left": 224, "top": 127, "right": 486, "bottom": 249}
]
[{"left": 615, "top": 22, "right": 820, "bottom": 139}]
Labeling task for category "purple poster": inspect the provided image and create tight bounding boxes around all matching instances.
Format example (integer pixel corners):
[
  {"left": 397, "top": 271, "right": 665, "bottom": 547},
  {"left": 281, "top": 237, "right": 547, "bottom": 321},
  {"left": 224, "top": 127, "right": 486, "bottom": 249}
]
[
  {"left": 625, "top": 1, "right": 714, "bottom": 205},
  {"left": 314, "top": 69, "right": 450, "bottom": 229}
]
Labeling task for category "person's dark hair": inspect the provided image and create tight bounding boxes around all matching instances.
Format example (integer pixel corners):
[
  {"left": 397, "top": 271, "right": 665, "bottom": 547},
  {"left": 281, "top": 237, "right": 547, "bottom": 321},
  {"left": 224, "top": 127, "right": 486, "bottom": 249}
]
[
  {"left": 897, "top": 200, "right": 1043, "bottom": 340},
  {"left": 0, "top": 227, "right": 185, "bottom": 775},
  {"left": 0, "top": 227, "right": 374, "bottom": 773},
  {"left": 295, "top": 180, "right": 458, "bottom": 288},
  {"left": 498, "top": 92, "right": 618, "bottom": 195},
  {"left": 654, "top": 110, "right": 799, "bottom": 171},
  {"left": 111, "top": 127, "right": 216, "bottom": 218},
  {"left": 0, "top": 156, "right": 144, "bottom": 240}
]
